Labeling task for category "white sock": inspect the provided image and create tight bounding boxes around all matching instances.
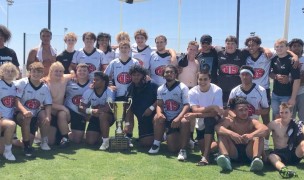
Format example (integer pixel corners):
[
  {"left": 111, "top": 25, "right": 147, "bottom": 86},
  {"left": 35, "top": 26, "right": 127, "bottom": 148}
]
[
  {"left": 4, "top": 144, "right": 12, "bottom": 152},
  {"left": 102, "top": 137, "right": 109, "bottom": 143},
  {"left": 42, "top": 136, "right": 48, "bottom": 143},
  {"left": 153, "top": 140, "right": 161, "bottom": 146}
]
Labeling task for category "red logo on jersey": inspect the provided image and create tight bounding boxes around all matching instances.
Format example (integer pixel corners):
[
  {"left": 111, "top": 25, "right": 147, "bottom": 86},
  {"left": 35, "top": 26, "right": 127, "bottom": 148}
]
[
  {"left": 72, "top": 95, "right": 82, "bottom": 106},
  {"left": 155, "top": 65, "right": 166, "bottom": 76},
  {"left": 247, "top": 104, "right": 255, "bottom": 116},
  {"left": 25, "top": 99, "right": 41, "bottom": 110},
  {"left": 1, "top": 95, "right": 15, "bottom": 108},
  {"left": 86, "top": 63, "right": 97, "bottom": 73},
  {"left": 134, "top": 58, "right": 144, "bottom": 66},
  {"left": 253, "top": 68, "right": 265, "bottom": 79},
  {"left": 165, "top": 99, "right": 180, "bottom": 111},
  {"left": 117, "top": 72, "right": 132, "bottom": 84},
  {"left": 220, "top": 64, "right": 239, "bottom": 75}
]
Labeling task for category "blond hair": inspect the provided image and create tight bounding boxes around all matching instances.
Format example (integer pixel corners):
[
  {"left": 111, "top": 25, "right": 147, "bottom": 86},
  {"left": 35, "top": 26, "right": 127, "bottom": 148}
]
[
  {"left": 64, "top": 32, "right": 77, "bottom": 42},
  {"left": 116, "top": 31, "right": 130, "bottom": 43},
  {"left": 0, "top": 62, "right": 19, "bottom": 80},
  {"left": 47, "top": 62, "right": 64, "bottom": 79}
]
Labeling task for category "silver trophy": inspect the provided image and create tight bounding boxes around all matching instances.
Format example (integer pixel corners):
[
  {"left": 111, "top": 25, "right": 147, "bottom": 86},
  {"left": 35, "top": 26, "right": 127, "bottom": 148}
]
[{"left": 108, "top": 98, "right": 132, "bottom": 150}]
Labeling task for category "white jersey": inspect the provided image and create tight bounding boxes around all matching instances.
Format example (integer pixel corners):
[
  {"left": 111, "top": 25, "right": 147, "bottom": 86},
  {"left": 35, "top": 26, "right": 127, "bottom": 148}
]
[
  {"left": 0, "top": 80, "right": 16, "bottom": 119},
  {"left": 14, "top": 78, "right": 52, "bottom": 117},
  {"left": 149, "top": 51, "right": 172, "bottom": 86},
  {"left": 82, "top": 88, "right": 115, "bottom": 108},
  {"left": 246, "top": 53, "right": 271, "bottom": 89},
  {"left": 157, "top": 81, "right": 189, "bottom": 121},
  {"left": 229, "top": 83, "right": 269, "bottom": 119},
  {"left": 188, "top": 84, "right": 223, "bottom": 130},
  {"left": 72, "top": 48, "right": 105, "bottom": 79},
  {"left": 131, "top": 45, "right": 153, "bottom": 69},
  {"left": 102, "top": 50, "right": 115, "bottom": 65},
  {"left": 64, "top": 80, "right": 91, "bottom": 114},
  {"left": 104, "top": 58, "right": 140, "bottom": 97}
]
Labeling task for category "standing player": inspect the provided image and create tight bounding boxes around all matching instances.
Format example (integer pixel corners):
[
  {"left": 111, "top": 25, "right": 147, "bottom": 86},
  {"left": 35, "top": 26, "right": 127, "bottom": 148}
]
[
  {"left": 131, "top": 29, "right": 153, "bottom": 69},
  {"left": 0, "top": 25, "right": 20, "bottom": 69},
  {"left": 217, "top": 36, "right": 248, "bottom": 106},
  {"left": 268, "top": 103, "right": 304, "bottom": 178},
  {"left": 184, "top": 70, "right": 223, "bottom": 165},
  {"left": 26, "top": 28, "right": 57, "bottom": 77},
  {"left": 270, "top": 39, "right": 301, "bottom": 120},
  {"left": 125, "top": 65, "right": 158, "bottom": 147},
  {"left": 14, "top": 62, "right": 52, "bottom": 157},
  {"left": 105, "top": 41, "right": 140, "bottom": 100},
  {"left": 96, "top": 32, "right": 115, "bottom": 71},
  {"left": 56, "top": 32, "right": 78, "bottom": 74},
  {"left": 289, "top": 38, "right": 304, "bottom": 121},
  {"left": 69, "top": 32, "right": 104, "bottom": 79},
  {"left": 0, "top": 62, "right": 19, "bottom": 161},
  {"left": 196, "top": 34, "right": 218, "bottom": 83},
  {"left": 229, "top": 65, "right": 269, "bottom": 120},
  {"left": 65, "top": 64, "right": 91, "bottom": 143},
  {"left": 149, "top": 35, "right": 177, "bottom": 86},
  {"left": 148, "top": 65, "right": 190, "bottom": 161},
  {"left": 79, "top": 71, "right": 115, "bottom": 150}
]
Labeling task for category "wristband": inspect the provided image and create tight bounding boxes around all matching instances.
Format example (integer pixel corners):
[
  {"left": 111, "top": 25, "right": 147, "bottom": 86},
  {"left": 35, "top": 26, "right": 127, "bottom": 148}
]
[
  {"left": 86, "top": 108, "right": 92, "bottom": 115},
  {"left": 149, "top": 105, "right": 155, "bottom": 111}
]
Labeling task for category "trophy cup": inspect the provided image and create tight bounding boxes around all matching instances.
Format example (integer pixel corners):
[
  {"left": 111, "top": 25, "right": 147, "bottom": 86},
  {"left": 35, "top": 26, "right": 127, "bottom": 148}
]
[{"left": 108, "top": 98, "right": 132, "bottom": 151}]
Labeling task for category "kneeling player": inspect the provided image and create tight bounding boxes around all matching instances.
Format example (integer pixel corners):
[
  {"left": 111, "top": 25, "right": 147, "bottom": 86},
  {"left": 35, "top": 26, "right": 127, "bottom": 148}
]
[
  {"left": 79, "top": 71, "right": 115, "bottom": 150},
  {"left": 215, "top": 97, "right": 268, "bottom": 172},
  {"left": 15, "top": 62, "right": 52, "bottom": 157},
  {"left": 148, "top": 65, "right": 190, "bottom": 161},
  {"left": 0, "top": 63, "right": 19, "bottom": 161},
  {"left": 268, "top": 103, "right": 304, "bottom": 178}
]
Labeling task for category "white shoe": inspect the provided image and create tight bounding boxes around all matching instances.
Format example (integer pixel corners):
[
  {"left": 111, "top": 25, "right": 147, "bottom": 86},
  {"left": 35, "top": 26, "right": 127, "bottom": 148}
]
[
  {"left": 99, "top": 140, "right": 109, "bottom": 150},
  {"left": 148, "top": 144, "right": 160, "bottom": 154},
  {"left": 177, "top": 149, "right": 187, "bottom": 161},
  {"left": 40, "top": 141, "right": 51, "bottom": 151},
  {"left": 3, "top": 150, "right": 16, "bottom": 161},
  {"left": 264, "top": 139, "right": 269, "bottom": 150}
]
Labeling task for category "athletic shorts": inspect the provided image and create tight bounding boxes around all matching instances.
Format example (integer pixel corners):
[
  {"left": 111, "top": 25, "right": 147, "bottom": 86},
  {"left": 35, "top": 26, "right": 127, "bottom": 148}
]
[
  {"left": 14, "top": 111, "right": 38, "bottom": 136},
  {"left": 50, "top": 114, "right": 58, "bottom": 128},
  {"left": 266, "top": 88, "right": 271, "bottom": 105},
  {"left": 270, "top": 148, "right": 301, "bottom": 164},
  {"left": 165, "top": 120, "right": 179, "bottom": 135},
  {"left": 86, "top": 113, "right": 115, "bottom": 133},
  {"left": 233, "top": 144, "right": 251, "bottom": 163},
  {"left": 137, "top": 115, "right": 154, "bottom": 139},
  {"left": 69, "top": 109, "right": 86, "bottom": 131}
]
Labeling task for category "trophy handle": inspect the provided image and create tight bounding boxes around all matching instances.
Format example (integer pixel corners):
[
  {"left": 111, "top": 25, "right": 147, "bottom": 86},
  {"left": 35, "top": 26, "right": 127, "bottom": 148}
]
[
  {"left": 107, "top": 97, "right": 114, "bottom": 112},
  {"left": 126, "top": 98, "right": 132, "bottom": 112}
]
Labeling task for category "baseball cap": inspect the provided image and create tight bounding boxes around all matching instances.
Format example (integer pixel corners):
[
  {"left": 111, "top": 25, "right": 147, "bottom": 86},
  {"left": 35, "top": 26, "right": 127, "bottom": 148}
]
[{"left": 200, "top": 35, "right": 212, "bottom": 44}]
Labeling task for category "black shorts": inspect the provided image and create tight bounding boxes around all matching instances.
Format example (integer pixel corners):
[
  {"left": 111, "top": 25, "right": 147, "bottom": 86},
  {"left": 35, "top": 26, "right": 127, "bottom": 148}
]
[
  {"left": 270, "top": 148, "right": 301, "bottom": 164},
  {"left": 14, "top": 111, "right": 38, "bottom": 136},
  {"left": 165, "top": 120, "right": 179, "bottom": 135},
  {"left": 50, "top": 114, "right": 58, "bottom": 128},
  {"left": 69, "top": 109, "right": 86, "bottom": 131},
  {"left": 86, "top": 114, "right": 115, "bottom": 133},
  {"left": 233, "top": 144, "right": 251, "bottom": 163},
  {"left": 137, "top": 115, "right": 154, "bottom": 139},
  {"left": 196, "top": 129, "right": 205, "bottom": 140}
]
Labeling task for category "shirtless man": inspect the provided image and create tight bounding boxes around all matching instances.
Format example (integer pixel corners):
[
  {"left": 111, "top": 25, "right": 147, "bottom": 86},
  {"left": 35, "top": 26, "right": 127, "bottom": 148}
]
[
  {"left": 215, "top": 97, "right": 268, "bottom": 172},
  {"left": 268, "top": 103, "right": 304, "bottom": 178},
  {"left": 26, "top": 28, "right": 57, "bottom": 77},
  {"left": 45, "top": 62, "right": 73, "bottom": 147}
]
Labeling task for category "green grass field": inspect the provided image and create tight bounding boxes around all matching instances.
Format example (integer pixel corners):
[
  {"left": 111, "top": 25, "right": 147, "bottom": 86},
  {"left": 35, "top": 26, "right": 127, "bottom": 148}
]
[{"left": 1, "top": 121, "right": 304, "bottom": 180}]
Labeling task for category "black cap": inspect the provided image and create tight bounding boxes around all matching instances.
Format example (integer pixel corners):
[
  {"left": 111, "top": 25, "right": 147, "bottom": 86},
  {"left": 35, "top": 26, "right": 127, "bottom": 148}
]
[{"left": 200, "top": 35, "right": 212, "bottom": 44}]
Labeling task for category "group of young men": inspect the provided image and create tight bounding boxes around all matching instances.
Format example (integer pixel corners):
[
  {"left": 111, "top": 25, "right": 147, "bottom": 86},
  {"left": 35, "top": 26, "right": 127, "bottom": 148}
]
[{"left": 0, "top": 25, "right": 304, "bottom": 178}]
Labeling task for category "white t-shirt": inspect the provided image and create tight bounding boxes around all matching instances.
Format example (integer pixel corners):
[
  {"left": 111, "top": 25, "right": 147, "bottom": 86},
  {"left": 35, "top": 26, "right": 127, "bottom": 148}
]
[
  {"left": 188, "top": 84, "right": 223, "bottom": 130},
  {"left": 0, "top": 80, "right": 16, "bottom": 119}
]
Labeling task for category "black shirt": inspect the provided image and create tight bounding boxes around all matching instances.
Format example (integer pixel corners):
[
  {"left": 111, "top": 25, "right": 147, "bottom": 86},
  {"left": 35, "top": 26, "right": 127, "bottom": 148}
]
[
  {"left": 0, "top": 46, "right": 19, "bottom": 67},
  {"left": 56, "top": 50, "right": 76, "bottom": 74}
]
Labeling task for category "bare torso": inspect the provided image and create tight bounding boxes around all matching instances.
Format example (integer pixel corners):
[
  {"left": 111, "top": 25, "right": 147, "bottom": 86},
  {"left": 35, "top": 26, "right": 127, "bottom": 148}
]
[
  {"left": 228, "top": 118, "right": 255, "bottom": 136},
  {"left": 270, "top": 119, "right": 289, "bottom": 149}
]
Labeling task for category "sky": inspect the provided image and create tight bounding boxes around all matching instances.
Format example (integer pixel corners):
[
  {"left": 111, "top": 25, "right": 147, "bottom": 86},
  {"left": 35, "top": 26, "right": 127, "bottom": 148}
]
[{"left": 0, "top": 0, "right": 304, "bottom": 67}]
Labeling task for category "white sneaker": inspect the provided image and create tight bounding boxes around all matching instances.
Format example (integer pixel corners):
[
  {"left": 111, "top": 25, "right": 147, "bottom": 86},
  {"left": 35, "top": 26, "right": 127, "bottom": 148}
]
[
  {"left": 99, "top": 140, "right": 109, "bottom": 150},
  {"left": 3, "top": 150, "right": 16, "bottom": 161},
  {"left": 148, "top": 144, "right": 160, "bottom": 154},
  {"left": 264, "top": 139, "right": 269, "bottom": 150},
  {"left": 40, "top": 141, "right": 51, "bottom": 151},
  {"left": 177, "top": 149, "right": 187, "bottom": 161}
]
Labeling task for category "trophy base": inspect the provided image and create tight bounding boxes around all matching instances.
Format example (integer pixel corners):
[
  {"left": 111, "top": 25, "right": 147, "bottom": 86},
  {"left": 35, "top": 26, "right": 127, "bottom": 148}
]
[{"left": 109, "top": 135, "right": 129, "bottom": 151}]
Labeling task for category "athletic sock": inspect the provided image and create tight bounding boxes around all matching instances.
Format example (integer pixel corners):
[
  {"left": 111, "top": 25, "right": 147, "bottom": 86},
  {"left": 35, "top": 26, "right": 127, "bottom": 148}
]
[
  {"left": 153, "top": 140, "right": 161, "bottom": 146},
  {"left": 4, "top": 144, "right": 12, "bottom": 151}
]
